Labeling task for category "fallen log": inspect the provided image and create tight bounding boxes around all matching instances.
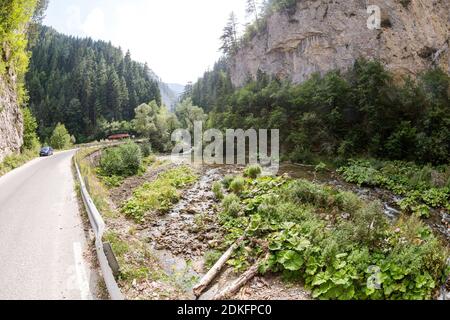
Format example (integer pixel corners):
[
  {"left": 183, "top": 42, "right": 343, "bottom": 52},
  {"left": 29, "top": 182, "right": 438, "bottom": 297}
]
[
  {"left": 212, "top": 253, "right": 270, "bottom": 300},
  {"left": 193, "top": 235, "right": 246, "bottom": 298}
]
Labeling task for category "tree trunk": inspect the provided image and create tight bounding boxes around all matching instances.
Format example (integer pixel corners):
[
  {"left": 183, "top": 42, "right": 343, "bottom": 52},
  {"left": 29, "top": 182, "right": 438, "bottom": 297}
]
[
  {"left": 212, "top": 253, "right": 269, "bottom": 300},
  {"left": 193, "top": 235, "right": 245, "bottom": 298}
]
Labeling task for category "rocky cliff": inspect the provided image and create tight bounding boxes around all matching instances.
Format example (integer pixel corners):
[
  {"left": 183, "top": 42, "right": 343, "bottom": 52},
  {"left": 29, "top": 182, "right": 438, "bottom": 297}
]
[
  {"left": 0, "top": 73, "right": 23, "bottom": 162},
  {"left": 230, "top": 0, "right": 449, "bottom": 86}
]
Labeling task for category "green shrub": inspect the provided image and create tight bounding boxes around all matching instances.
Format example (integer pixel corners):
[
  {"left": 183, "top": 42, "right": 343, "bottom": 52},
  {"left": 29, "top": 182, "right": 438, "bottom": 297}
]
[
  {"left": 230, "top": 176, "right": 245, "bottom": 194},
  {"left": 139, "top": 142, "right": 152, "bottom": 157},
  {"left": 212, "top": 181, "right": 224, "bottom": 200},
  {"left": 100, "top": 142, "right": 142, "bottom": 177},
  {"left": 50, "top": 123, "right": 72, "bottom": 150},
  {"left": 346, "top": 201, "right": 388, "bottom": 246},
  {"left": 314, "top": 162, "right": 327, "bottom": 173},
  {"left": 222, "top": 175, "right": 235, "bottom": 189},
  {"left": 99, "top": 148, "right": 123, "bottom": 176},
  {"left": 222, "top": 194, "right": 241, "bottom": 217},
  {"left": 101, "top": 175, "right": 124, "bottom": 188},
  {"left": 244, "top": 165, "right": 262, "bottom": 179}
]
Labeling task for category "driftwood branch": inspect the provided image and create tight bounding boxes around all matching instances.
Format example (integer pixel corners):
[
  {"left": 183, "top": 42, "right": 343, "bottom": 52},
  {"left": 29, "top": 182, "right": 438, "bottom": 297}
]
[
  {"left": 193, "top": 235, "right": 246, "bottom": 298},
  {"left": 212, "top": 253, "right": 270, "bottom": 300},
  {"left": 293, "top": 163, "right": 315, "bottom": 168}
]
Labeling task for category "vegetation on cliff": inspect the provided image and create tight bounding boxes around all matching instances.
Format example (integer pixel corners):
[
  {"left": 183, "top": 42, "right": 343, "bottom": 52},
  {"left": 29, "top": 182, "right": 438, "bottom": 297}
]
[{"left": 0, "top": 0, "right": 47, "bottom": 170}]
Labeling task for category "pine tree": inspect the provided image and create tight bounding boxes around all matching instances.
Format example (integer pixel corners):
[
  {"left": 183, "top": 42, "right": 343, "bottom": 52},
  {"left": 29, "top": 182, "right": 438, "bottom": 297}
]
[
  {"left": 220, "top": 12, "right": 239, "bottom": 55},
  {"left": 246, "top": 0, "right": 260, "bottom": 25},
  {"left": 107, "top": 68, "right": 121, "bottom": 121}
]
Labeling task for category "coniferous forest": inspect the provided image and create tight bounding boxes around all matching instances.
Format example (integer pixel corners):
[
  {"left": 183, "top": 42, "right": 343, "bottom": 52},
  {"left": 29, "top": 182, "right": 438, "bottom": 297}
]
[{"left": 26, "top": 26, "right": 161, "bottom": 142}]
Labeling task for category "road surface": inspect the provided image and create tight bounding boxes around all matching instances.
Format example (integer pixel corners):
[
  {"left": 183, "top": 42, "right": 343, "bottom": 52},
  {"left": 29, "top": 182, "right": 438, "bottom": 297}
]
[{"left": 0, "top": 150, "right": 94, "bottom": 300}]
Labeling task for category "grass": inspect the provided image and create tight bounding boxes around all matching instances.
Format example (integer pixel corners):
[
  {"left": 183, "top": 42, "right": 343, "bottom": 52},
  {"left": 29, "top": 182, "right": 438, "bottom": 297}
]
[
  {"left": 244, "top": 164, "right": 262, "bottom": 179},
  {"left": 121, "top": 166, "right": 198, "bottom": 223},
  {"left": 229, "top": 176, "right": 245, "bottom": 195},
  {"left": 75, "top": 147, "right": 118, "bottom": 219},
  {"left": 0, "top": 148, "right": 38, "bottom": 177},
  {"left": 212, "top": 181, "right": 224, "bottom": 200},
  {"left": 103, "top": 230, "right": 153, "bottom": 282}
]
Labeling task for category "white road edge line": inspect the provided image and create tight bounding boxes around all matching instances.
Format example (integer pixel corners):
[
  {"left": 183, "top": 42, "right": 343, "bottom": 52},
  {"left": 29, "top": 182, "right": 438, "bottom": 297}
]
[{"left": 73, "top": 242, "right": 92, "bottom": 300}]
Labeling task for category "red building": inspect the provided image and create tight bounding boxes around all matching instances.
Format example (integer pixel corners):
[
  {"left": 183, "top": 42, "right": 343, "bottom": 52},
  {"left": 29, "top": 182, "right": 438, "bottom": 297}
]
[{"left": 107, "top": 133, "right": 131, "bottom": 141}]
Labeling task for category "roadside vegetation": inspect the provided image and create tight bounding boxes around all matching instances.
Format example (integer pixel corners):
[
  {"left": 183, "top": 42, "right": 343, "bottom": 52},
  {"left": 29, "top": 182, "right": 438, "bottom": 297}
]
[
  {"left": 0, "top": 108, "right": 40, "bottom": 177},
  {"left": 96, "top": 141, "right": 155, "bottom": 188},
  {"left": 212, "top": 170, "right": 449, "bottom": 300},
  {"left": 74, "top": 146, "right": 116, "bottom": 218},
  {"left": 0, "top": 148, "right": 38, "bottom": 177},
  {"left": 75, "top": 143, "right": 199, "bottom": 299}
]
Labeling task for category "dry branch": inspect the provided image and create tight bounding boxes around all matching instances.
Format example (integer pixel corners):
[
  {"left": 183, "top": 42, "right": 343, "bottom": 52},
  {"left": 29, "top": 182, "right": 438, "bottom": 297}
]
[
  {"left": 193, "top": 235, "right": 246, "bottom": 298},
  {"left": 212, "top": 253, "right": 270, "bottom": 300}
]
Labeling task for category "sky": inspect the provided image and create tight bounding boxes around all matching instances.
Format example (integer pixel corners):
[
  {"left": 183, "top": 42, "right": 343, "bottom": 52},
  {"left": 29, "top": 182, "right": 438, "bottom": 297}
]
[{"left": 43, "top": 0, "right": 248, "bottom": 85}]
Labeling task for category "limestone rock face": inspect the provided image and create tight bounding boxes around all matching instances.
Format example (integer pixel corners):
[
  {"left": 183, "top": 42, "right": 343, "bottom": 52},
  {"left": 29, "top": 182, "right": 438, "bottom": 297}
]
[
  {"left": 230, "top": 0, "right": 449, "bottom": 86},
  {"left": 0, "top": 74, "right": 23, "bottom": 162}
]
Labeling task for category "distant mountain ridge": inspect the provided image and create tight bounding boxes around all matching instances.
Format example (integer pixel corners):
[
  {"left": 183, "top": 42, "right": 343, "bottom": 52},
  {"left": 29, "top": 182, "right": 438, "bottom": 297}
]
[
  {"left": 167, "top": 83, "right": 184, "bottom": 97},
  {"left": 146, "top": 70, "right": 183, "bottom": 111}
]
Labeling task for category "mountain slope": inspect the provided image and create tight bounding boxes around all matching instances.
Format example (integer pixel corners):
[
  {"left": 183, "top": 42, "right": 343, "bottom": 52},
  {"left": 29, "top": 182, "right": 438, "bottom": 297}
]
[
  {"left": 157, "top": 81, "right": 182, "bottom": 112},
  {"left": 26, "top": 26, "right": 161, "bottom": 141},
  {"left": 167, "top": 83, "right": 184, "bottom": 97},
  {"left": 146, "top": 69, "right": 183, "bottom": 111}
]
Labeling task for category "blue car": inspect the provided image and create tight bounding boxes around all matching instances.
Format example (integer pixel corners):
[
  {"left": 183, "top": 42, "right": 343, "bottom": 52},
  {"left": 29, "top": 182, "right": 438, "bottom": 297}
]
[{"left": 40, "top": 146, "right": 54, "bottom": 157}]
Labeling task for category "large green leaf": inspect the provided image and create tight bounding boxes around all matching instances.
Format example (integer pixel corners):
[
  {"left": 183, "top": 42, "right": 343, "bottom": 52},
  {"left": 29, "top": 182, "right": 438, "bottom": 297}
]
[{"left": 277, "top": 250, "right": 304, "bottom": 271}]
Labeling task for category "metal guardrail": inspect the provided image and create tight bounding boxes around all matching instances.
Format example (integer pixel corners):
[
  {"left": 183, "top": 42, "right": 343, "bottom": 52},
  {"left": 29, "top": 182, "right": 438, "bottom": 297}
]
[{"left": 74, "top": 157, "right": 124, "bottom": 300}]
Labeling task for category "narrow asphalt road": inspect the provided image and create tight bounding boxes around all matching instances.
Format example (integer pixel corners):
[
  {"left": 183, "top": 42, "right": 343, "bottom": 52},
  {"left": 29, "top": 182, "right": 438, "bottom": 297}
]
[{"left": 0, "top": 150, "right": 94, "bottom": 300}]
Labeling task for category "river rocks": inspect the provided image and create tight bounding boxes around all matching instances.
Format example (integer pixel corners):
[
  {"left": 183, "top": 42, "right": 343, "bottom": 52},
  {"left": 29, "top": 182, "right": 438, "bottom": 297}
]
[
  {"left": 147, "top": 167, "right": 234, "bottom": 261},
  {"left": 230, "top": 0, "right": 449, "bottom": 87}
]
